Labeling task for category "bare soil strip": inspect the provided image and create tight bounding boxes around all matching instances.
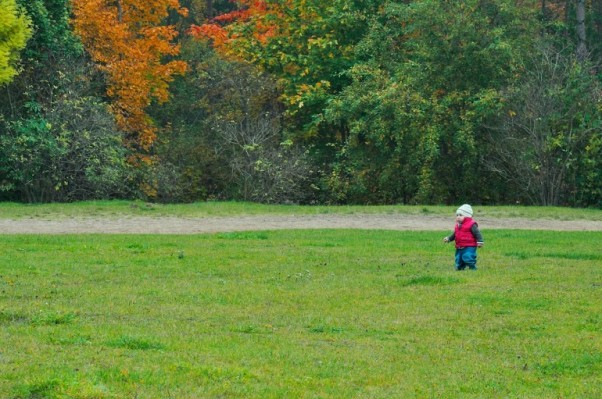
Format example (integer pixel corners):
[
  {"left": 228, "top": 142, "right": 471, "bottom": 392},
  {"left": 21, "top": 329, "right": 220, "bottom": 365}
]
[{"left": 1, "top": 214, "right": 600, "bottom": 234}]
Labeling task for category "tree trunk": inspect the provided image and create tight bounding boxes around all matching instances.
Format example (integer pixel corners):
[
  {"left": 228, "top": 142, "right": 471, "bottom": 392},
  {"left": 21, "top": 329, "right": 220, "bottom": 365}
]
[
  {"left": 576, "top": 0, "right": 588, "bottom": 61},
  {"left": 116, "top": 0, "right": 123, "bottom": 22},
  {"left": 592, "top": 0, "right": 602, "bottom": 49},
  {"left": 206, "top": 0, "right": 213, "bottom": 18}
]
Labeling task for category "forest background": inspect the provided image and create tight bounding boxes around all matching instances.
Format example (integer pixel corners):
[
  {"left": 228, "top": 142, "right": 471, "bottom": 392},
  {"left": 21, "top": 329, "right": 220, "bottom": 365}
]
[{"left": 1, "top": 0, "right": 601, "bottom": 208}]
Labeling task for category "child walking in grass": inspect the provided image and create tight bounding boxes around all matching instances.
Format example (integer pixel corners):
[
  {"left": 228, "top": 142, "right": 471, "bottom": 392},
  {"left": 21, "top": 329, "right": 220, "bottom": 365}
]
[{"left": 443, "top": 204, "right": 484, "bottom": 271}]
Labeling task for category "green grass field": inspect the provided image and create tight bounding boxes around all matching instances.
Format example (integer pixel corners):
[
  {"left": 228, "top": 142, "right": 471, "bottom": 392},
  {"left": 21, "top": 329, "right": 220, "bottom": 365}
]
[
  {"left": 1, "top": 200, "right": 601, "bottom": 220},
  {"left": 1, "top": 227, "right": 601, "bottom": 398}
]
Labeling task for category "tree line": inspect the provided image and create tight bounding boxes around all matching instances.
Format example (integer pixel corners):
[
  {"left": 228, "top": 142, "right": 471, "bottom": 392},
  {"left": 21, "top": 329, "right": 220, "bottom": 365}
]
[{"left": 1, "top": 0, "right": 600, "bottom": 206}]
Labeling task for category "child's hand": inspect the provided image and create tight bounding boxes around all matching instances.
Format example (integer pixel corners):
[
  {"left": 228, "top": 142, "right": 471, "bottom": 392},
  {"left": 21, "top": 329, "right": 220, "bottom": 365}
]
[
  {"left": 443, "top": 237, "right": 449, "bottom": 243},
  {"left": 477, "top": 242, "right": 484, "bottom": 247}
]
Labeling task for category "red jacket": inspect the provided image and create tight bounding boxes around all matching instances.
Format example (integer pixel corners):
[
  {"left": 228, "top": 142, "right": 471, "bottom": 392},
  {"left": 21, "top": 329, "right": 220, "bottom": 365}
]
[{"left": 454, "top": 218, "right": 478, "bottom": 248}]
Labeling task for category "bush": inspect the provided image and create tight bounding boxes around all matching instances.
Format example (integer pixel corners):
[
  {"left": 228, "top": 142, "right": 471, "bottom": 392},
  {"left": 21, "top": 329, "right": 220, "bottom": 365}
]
[{"left": 0, "top": 98, "right": 132, "bottom": 202}]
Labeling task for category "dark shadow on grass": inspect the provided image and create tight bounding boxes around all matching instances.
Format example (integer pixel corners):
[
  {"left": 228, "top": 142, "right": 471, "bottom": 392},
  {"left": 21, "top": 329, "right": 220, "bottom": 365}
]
[
  {"left": 536, "top": 352, "right": 602, "bottom": 377},
  {"left": 504, "top": 251, "right": 602, "bottom": 261},
  {"left": 216, "top": 232, "right": 269, "bottom": 240},
  {"left": 106, "top": 335, "right": 165, "bottom": 350},
  {"left": 398, "top": 275, "right": 463, "bottom": 287},
  {"left": 0, "top": 310, "right": 29, "bottom": 325}
]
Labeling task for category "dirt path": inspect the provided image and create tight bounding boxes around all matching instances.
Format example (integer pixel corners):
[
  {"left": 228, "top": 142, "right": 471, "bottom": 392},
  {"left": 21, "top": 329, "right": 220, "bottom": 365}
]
[{"left": 1, "top": 214, "right": 601, "bottom": 234}]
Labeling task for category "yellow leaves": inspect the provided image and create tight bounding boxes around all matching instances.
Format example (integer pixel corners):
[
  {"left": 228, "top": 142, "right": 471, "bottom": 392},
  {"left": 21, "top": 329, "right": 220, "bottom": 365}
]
[
  {"left": 0, "top": 0, "right": 31, "bottom": 84},
  {"left": 283, "top": 80, "right": 332, "bottom": 111}
]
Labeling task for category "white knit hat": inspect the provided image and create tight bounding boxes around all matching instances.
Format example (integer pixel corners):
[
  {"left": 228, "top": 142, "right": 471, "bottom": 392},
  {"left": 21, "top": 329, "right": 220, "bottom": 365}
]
[{"left": 456, "top": 204, "right": 473, "bottom": 217}]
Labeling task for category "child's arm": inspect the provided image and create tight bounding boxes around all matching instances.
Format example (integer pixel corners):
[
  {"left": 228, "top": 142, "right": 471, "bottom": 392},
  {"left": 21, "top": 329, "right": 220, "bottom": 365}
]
[
  {"left": 443, "top": 232, "right": 455, "bottom": 243},
  {"left": 471, "top": 224, "right": 484, "bottom": 247}
]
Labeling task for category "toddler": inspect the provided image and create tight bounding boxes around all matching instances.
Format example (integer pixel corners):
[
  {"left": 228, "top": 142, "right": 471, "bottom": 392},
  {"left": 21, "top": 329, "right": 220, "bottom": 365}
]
[{"left": 443, "top": 204, "right": 484, "bottom": 270}]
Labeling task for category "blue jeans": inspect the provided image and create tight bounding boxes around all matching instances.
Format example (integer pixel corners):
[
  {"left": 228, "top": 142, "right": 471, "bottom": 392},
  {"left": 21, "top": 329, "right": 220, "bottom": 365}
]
[{"left": 455, "top": 247, "right": 477, "bottom": 270}]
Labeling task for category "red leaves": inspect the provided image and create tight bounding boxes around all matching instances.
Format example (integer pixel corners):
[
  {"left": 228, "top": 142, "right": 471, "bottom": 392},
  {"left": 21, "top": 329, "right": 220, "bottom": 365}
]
[{"left": 188, "top": 0, "right": 277, "bottom": 55}]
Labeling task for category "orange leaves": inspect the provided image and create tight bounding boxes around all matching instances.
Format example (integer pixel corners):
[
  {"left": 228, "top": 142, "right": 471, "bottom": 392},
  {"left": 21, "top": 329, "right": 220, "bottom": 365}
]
[
  {"left": 188, "top": 24, "right": 229, "bottom": 49},
  {"left": 72, "top": 0, "right": 187, "bottom": 150}
]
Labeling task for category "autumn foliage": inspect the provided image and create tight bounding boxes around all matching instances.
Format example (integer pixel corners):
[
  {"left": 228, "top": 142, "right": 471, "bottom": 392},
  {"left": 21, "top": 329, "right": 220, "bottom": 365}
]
[
  {"left": 189, "top": 0, "right": 367, "bottom": 132},
  {"left": 188, "top": 0, "right": 278, "bottom": 57},
  {"left": 72, "top": 0, "right": 188, "bottom": 150}
]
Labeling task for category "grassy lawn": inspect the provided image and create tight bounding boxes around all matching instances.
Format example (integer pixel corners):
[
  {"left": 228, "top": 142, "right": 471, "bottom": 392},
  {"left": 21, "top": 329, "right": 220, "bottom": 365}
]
[
  {"left": 1, "top": 229, "right": 601, "bottom": 398},
  {"left": 0, "top": 200, "right": 601, "bottom": 220}
]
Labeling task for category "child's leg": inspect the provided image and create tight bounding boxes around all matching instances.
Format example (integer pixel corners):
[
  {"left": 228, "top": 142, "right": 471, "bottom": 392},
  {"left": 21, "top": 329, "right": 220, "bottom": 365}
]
[
  {"left": 461, "top": 247, "right": 477, "bottom": 270},
  {"left": 455, "top": 249, "right": 466, "bottom": 270}
]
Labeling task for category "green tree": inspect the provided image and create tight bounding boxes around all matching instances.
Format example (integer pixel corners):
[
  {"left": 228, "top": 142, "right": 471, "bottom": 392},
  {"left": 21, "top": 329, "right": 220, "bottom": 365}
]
[
  {"left": 192, "top": 0, "right": 381, "bottom": 138},
  {"left": 2, "top": 0, "right": 88, "bottom": 119},
  {"left": 149, "top": 39, "right": 315, "bottom": 203},
  {"left": 147, "top": 39, "right": 228, "bottom": 202},
  {"left": 0, "top": 97, "right": 131, "bottom": 202},
  {"left": 484, "top": 43, "right": 602, "bottom": 206},
  {"left": 324, "top": 0, "right": 538, "bottom": 204},
  {"left": 193, "top": 0, "right": 547, "bottom": 204},
  {"left": 0, "top": 0, "right": 132, "bottom": 202},
  {"left": 0, "top": 0, "right": 31, "bottom": 85},
  {"left": 577, "top": 130, "right": 602, "bottom": 207}
]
